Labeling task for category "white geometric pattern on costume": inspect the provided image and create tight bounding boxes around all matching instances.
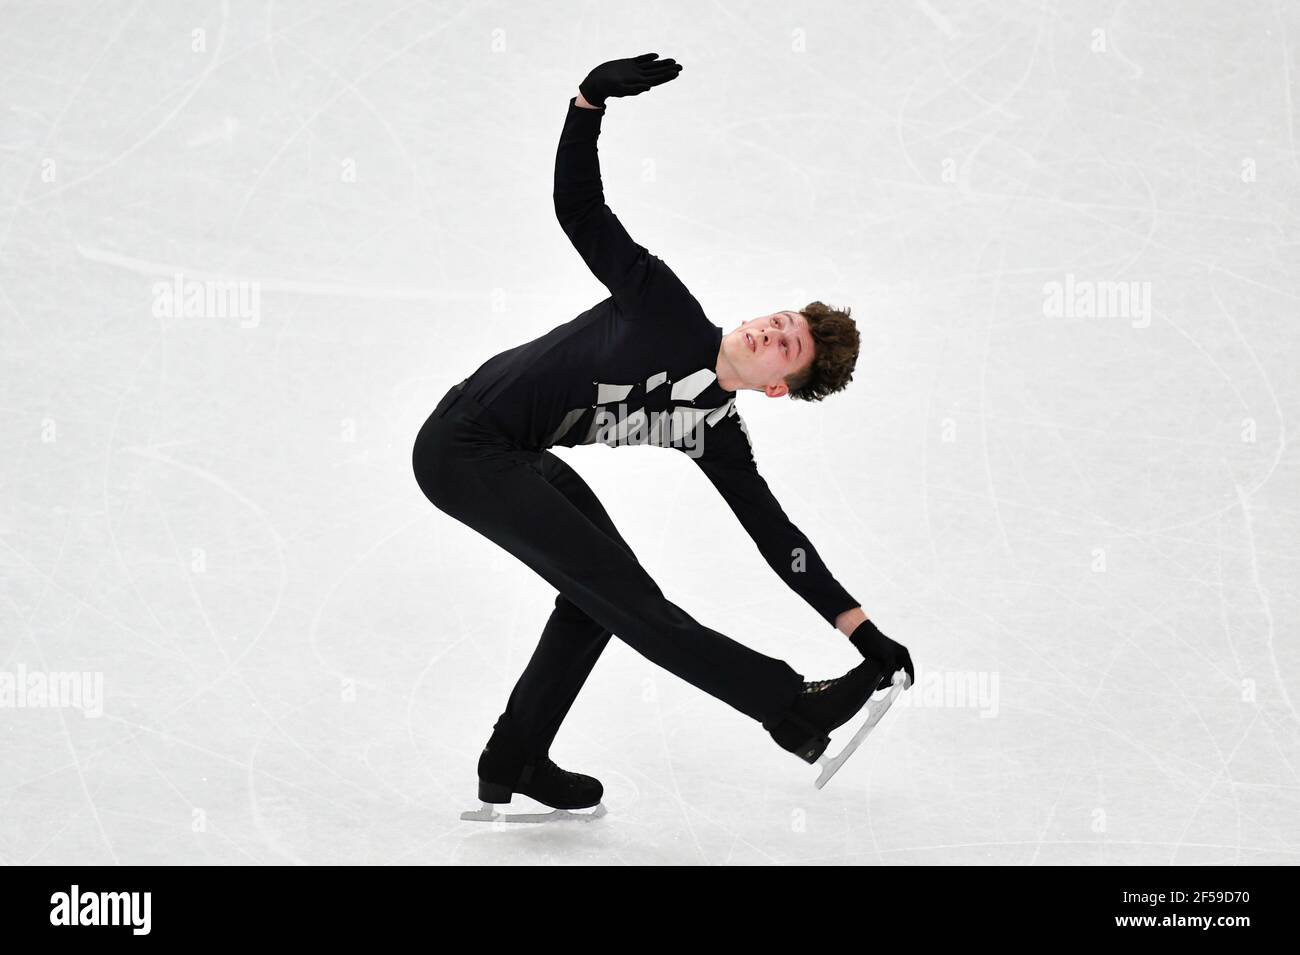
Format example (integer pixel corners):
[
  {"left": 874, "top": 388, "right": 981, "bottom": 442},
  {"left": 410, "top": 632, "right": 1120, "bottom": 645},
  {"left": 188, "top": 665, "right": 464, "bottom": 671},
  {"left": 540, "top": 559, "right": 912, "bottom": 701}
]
[{"left": 546, "top": 366, "right": 740, "bottom": 453}]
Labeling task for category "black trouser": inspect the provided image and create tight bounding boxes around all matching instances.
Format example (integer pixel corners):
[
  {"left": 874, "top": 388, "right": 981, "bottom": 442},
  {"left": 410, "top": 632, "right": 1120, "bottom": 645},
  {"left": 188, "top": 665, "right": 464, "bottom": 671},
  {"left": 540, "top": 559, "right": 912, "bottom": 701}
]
[{"left": 411, "top": 379, "right": 804, "bottom": 761}]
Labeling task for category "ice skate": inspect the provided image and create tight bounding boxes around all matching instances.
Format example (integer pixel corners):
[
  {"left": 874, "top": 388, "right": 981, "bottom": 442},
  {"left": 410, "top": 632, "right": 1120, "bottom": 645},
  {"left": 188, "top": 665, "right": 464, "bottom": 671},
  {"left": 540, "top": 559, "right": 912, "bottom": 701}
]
[
  {"left": 462, "top": 731, "right": 607, "bottom": 823},
  {"left": 813, "top": 669, "right": 909, "bottom": 788},
  {"left": 765, "top": 658, "right": 910, "bottom": 787}
]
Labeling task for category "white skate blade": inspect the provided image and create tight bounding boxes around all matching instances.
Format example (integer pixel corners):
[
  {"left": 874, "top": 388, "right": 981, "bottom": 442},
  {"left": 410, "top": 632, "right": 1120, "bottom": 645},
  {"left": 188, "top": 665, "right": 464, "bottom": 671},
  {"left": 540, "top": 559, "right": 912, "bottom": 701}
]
[
  {"left": 813, "top": 670, "right": 908, "bottom": 789},
  {"left": 459, "top": 801, "right": 608, "bottom": 824}
]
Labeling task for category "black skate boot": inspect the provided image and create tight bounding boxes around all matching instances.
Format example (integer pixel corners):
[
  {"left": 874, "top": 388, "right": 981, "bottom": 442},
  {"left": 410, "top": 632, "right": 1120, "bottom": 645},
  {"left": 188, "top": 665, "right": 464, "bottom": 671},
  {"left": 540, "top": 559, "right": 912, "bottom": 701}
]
[
  {"left": 763, "top": 657, "right": 886, "bottom": 764},
  {"left": 469, "top": 718, "right": 605, "bottom": 816},
  {"left": 481, "top": 755, "right": 604, "bottom": 811}
]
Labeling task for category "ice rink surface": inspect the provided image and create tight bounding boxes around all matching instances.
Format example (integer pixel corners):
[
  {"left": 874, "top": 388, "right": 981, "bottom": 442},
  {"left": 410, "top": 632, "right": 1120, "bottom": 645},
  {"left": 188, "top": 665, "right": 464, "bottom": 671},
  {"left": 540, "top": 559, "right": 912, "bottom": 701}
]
[{"left": 1, "top": 0, "right": 1297, "bottom": 865}]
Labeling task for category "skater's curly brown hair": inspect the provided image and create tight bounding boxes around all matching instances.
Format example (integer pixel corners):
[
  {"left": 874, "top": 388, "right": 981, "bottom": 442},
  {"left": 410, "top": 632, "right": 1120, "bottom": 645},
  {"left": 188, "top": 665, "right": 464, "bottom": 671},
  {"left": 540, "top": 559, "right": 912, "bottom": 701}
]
[{"left": 785, "top": 301, "right": 860, "bottom": 402}]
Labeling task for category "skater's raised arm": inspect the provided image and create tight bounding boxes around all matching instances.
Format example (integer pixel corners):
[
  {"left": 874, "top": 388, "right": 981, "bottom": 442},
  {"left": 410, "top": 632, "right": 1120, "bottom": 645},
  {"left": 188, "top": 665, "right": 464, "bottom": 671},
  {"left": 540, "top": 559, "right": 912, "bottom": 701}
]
[{"left": 553, "top": 55, "right": 683, "bottom": 309}]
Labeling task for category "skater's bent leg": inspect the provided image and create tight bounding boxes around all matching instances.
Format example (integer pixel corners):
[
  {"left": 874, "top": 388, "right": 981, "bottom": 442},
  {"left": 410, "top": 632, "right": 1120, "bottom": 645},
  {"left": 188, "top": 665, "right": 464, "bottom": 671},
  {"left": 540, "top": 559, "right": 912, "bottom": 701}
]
[
  {"left": 499, "top": 593, "right": 611, "bottom": 756},
  {"left": 498, "top": 453, "right": 628, "bottom": 756}
]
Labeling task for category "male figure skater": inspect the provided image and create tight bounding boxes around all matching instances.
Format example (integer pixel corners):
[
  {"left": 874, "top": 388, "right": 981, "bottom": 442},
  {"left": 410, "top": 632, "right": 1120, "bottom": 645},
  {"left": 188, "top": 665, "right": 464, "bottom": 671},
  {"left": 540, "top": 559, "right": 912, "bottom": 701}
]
[{"left": 412, "top": 54, "right": 914, "bottom": 813}]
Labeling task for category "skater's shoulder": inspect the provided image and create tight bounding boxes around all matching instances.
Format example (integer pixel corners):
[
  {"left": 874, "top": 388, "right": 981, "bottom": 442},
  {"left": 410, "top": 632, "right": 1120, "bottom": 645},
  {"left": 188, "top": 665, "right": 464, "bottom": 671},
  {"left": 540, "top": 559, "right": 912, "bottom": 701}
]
[{"left": 629, "top": 248, "right": 708, "bottom": 316}]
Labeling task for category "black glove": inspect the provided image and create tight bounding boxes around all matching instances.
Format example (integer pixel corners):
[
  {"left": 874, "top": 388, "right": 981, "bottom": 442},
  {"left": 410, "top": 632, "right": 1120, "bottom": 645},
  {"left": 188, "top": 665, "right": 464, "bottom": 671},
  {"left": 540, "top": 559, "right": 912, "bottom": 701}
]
[
  {"left": 849, "top": 619, "right": 914, "bottom": 690},
  {"left": 579, "top": 52, "right": 682, "bottom": 107}
]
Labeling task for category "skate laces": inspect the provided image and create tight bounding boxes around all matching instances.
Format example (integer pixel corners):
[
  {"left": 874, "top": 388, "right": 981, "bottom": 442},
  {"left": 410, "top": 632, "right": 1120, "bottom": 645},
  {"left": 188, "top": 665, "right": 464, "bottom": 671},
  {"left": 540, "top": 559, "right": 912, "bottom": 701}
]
[
  {"left": 530, "top": 756, "right": 568, "bottom": 780},
  {"left": 803, "top": 677, "right": 838, "bottom": 695},
  {"left": 528, "top": 756, "right": 593, "bottom": 790}
]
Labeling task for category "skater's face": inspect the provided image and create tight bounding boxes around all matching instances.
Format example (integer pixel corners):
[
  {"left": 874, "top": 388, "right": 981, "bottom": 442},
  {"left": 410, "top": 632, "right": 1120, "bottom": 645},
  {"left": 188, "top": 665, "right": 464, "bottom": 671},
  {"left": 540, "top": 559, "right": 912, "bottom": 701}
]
[{"left": 722, "top": 310, "right": 814, "bottom": 398}]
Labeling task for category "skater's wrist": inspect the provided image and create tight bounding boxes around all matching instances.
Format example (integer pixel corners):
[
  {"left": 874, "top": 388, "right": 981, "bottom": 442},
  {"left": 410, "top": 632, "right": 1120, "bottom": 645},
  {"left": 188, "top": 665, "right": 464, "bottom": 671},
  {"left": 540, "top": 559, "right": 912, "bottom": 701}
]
[
  {"left": 835, "top": 606, "right": 867, "bottom": 638},
  {"left": 575, "top": 90, "right": 603, "bottom": 110}
]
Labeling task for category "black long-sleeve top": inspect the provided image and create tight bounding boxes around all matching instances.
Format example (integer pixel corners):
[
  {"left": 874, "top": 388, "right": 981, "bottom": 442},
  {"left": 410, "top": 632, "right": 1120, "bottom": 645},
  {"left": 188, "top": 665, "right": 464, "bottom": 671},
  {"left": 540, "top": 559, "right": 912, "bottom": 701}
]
[{"left": 458, "top": 97, "right": 858, "bottom": 627}]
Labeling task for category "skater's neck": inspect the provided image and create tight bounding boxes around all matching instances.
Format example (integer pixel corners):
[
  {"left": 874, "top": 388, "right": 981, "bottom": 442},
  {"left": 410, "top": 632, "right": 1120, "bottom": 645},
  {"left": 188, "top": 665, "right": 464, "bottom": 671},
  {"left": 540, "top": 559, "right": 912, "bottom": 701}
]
[{"left": 715, "top": 342, "right": 740, "bottom": 394}]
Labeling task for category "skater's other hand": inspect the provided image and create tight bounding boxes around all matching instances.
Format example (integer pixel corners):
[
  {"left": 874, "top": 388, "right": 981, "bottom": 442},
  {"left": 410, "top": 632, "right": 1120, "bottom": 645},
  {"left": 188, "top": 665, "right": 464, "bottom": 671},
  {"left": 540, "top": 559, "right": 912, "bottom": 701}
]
[
  {"left": 579, "top": 53, "right": 683, "bottom": 108},
  {"left": 849, "top": 620, "right": 915, "bottom": 691}
]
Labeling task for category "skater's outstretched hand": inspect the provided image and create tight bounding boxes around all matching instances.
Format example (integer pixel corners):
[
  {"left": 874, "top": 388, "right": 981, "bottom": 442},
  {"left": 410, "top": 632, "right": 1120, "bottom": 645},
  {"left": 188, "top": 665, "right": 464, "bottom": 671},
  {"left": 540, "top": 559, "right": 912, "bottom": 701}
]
[
  {"left": 579, "top": 53, "right": 682, "bottom": 107},
  {"left": 849, "top": 620, "right": 915, "bottom": 690}
]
